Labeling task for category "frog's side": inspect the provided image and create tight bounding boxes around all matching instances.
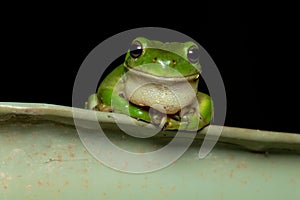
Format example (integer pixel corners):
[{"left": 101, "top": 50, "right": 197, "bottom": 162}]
[{"left": 86, "top": 37, "right": 213, "bottom": 131}]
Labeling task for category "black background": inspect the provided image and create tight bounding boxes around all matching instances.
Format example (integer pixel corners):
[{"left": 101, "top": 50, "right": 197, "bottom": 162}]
[{"left": 1, "top": 3, "right": 298, "bottom": 133}]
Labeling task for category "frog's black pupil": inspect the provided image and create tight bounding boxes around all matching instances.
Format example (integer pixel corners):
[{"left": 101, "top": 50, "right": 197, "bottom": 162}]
[
  {"left": 187, "top": 46, "right": 200, "bottom": 63},
  {"left": 130, "top": 41, "right": 143, "bottom": 58}
]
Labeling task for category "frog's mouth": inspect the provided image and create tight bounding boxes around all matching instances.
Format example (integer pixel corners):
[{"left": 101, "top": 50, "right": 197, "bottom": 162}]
[{"left": 124, "top": 65, "right": 200, "bottom": 82}]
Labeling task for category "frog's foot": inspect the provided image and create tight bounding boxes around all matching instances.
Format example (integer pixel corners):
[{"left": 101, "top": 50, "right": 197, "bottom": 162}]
[
  {"left": 85, "top": 93, "right": 113, "bottom": 112},
  {"left": 180, "top": 98, "right": 210, "bottom": 131},
  {"left": 149, "top": 108, "right": 167, "bottom": 129},
  {"left": 85, "top": 94, "right": 99, "bottom": 110},
  {"left": 163, "top": 113, "right": 202, "bottom": 131},
  {"left": 180, "top": 112, "right": 202, "bottom": 131},
  {"left": 98, "top": 104, "right": 114, "bottom": 112},
  {"left": 160, "top": 110, "right": 203, "bottom": 131}
]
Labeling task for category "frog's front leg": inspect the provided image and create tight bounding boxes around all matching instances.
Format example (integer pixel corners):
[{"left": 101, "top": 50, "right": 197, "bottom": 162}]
[
  {"left": 166, "top": 92, "right": 212, "bottom": 131},
  {"left": 87, "top": 88, "right": 153, "bottom": 122},
  {"left": 87, "top": 89, "right": 170, "bottom": 129}
]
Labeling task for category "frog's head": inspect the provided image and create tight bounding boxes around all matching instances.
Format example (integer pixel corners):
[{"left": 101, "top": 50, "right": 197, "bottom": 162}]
[
  {"left": 124, "top": 37, "right": 201, "bottom": 79},
  {"left": 123, "top": 37, "right": 202, "bottom": 114}
]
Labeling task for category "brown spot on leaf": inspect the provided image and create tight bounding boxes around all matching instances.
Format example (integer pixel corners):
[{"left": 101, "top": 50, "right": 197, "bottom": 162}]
[
  {"left": 69, "top": 152, "right": 75, "bottom": 158},
  {"left": 83, "top": 168, "right": 88, "bottom": 173},
  {"left": 68, "top": 144, "right": 75, "bottom": 150},
  {"left": 38, "top": 180, "right": 43, "bottom": 186},
  {"left": 57, "top": 154, "right": 62, "bottom": 162},
  {"left": 236, "top": 161, "right": 247, "bottom": 169}
]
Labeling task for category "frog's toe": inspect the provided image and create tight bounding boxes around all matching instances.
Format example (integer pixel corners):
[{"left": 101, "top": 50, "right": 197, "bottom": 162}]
[
  {"left": 149, "top": 108, "right": 167, "bottom": 129},
  {"left": 180, "top": 114, "right": 201, "bottom": 131},
  {"left": 98, "top": 104, "right": 114, "bottom": 112},
  {"left": 86, "top": 94, "right": 100, "bottom": 110}
]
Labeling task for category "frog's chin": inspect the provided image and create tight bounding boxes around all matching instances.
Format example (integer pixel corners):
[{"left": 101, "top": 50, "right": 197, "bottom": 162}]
[{"left": 123, "top": 67, "right": 199, "bottom": 114}]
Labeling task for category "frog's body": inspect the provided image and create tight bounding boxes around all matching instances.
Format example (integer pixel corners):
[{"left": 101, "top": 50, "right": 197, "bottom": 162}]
[{"left": 86, "top": 37, "right": 213, "bottom": 130}]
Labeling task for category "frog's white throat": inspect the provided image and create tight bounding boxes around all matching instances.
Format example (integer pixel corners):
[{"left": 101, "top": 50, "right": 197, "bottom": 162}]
[{"left": 122, "top": 68, "right": 199, "bottom": 114}]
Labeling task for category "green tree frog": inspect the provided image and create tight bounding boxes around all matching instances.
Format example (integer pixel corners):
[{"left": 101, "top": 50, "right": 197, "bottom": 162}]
[{"left": 86, "top": 37, "right": 213, "bottom": 131}]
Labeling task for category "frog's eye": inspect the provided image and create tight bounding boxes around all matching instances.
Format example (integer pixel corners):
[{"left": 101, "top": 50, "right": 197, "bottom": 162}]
[
  {"left": 130, "top": 40, "right": 143, "bottom": 58},
  {"left": 187, "top": 45, "right": 200, "bottom": 64}
]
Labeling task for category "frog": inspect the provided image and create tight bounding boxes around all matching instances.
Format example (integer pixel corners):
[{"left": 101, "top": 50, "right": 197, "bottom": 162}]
[{"left": 86, "top": 37, "right": 213, "bottom": 131}]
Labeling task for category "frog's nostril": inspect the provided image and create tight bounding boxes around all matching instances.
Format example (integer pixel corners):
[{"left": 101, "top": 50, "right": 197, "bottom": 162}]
[
  {"left": 172, "top": 60, "right": 177, "bottom": 65},
  {"left": 152, "top": 57, "right": 157, "bottom": 63}
]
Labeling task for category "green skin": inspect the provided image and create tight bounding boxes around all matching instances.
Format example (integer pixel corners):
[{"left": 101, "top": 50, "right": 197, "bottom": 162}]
[{"left": 87, "top": 37, "right": 213, "bottom": 131}]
